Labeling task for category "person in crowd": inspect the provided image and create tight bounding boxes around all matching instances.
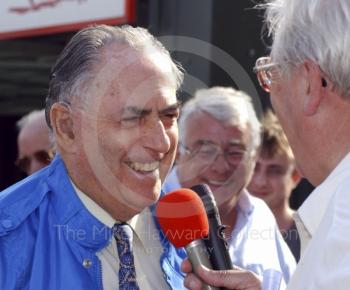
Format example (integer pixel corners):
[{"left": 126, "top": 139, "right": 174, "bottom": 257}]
[
  {"left": 183, "top": 0, "right": 350, "bottom": 289},
  {"left": 163, "top": 87, "right": 296, "bottom": 284},
  {"left": 248, "top": 110, "right": 301, "bottom": 261},
  {"left": 16, "top": 109, "right": 53, "bottom": 175},
  {"left": 0, "top": 24, "right": 186, "bottom": 290}
]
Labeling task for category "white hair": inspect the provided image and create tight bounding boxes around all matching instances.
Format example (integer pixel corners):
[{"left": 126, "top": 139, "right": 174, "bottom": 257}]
[
  {"left": 179, "top": 86, "right": 261, "bottom": 153},
  {"left": 263, "top": 0, "right": 350, "bottom": 98},
  {"left": 16, "top": 109, "right": 45, "bottom": 131}
]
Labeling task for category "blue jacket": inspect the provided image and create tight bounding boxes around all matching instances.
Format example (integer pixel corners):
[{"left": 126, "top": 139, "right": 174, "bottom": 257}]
[{"left": 0, "top": 155, "right": 186, "bottom": 290}]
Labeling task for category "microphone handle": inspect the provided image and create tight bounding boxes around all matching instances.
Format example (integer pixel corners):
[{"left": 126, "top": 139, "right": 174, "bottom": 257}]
[
  {"left": 185, "top": 239, "right": 220, "bottom": 290},
  {"left": 205, "top": 215, "right": 234, "bottom": 271},
  {"left": 190, "top": 184, "right": 233, "bottom": 290}
]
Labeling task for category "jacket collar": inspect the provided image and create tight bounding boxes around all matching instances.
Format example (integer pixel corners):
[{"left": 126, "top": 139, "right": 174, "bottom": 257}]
[
  {"left": 46, "top": 154, "right": 112, "bottom": 251},
  {"left": 0, "top": 168, "right": 49, "bottom": 235}
]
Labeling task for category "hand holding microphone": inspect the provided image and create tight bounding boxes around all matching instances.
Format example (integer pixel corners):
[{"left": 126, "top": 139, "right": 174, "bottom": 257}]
[
  {"left": 181, "top": 260, "right": 262, "bottom": 290},
  {"left": 156, "top": 188, "right": 219, "bottom": 290}
]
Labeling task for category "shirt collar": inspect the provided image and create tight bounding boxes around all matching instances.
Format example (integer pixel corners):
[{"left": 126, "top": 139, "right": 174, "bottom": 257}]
[
  {"left": 237, "top": 189, "right": 254, "bottom": 216},
  {"left": 298, "top": 152, "right": 350, "bottom": 236},
  {"left": 71, "top": 178, "right": 155, "bottom": 249},
  {"left": 46, "top": 155, "right": 112, "bottom": 251},
  {"left": 71, "top": 180, "right": 116, "bottom": 228},
  {"left": 131, "top": 207, "right": 159, "bottom": 249}
]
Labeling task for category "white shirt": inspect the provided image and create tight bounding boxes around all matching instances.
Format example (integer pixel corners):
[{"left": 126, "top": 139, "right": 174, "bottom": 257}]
[
  {"left": 228, "top": 190, "right": 295, "bottom": 285},
  {"left": 71, "top": 182, "right": 170, "bottom": 290},
  {"left": 287, "top": 152, "right": 350, "bottom": 290}
]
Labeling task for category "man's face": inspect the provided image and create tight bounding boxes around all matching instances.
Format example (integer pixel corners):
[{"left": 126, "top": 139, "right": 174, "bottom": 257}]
[
  {"left": 247, "top": 153, "right": 299, "bottom": 210},
  {"left": 269, "top": 67, "right": 307, "bottom": 178},
  {"left": 73, "top": 47, "right": 179, "bottom": 214},
  {"left": 17, "top": 116, "right": 52, "bottom": 175},
  {"left": 177, "top": 111, "right": 255, "bottom": 207}
]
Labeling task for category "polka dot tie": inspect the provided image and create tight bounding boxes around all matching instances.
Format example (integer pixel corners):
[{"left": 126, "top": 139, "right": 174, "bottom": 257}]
[{"left": 113, "top": 223, "right": 140, "bottom": 290}]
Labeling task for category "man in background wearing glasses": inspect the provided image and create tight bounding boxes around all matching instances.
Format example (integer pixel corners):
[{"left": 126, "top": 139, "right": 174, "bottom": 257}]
[
  {"left": 183, "top": 0, "right": 350, "bottom": 289},
  {"left": 16, "top": 109, "right": 54, "bottom": 175},
  {"left": 163, "top": 86, "right": 296, "bottom": 284}
]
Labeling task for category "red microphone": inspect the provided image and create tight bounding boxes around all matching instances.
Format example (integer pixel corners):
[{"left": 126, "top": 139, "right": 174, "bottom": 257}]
[{"left": 156, "top": 189, "right": 219, "bottom": 290}]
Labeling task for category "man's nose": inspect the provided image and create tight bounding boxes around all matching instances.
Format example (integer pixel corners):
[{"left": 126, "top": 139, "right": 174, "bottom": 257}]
[
  {"left": 143, "top": 118, "right": 171, "bottom": 154},
  {"left": 253, "top": 170, "right": 268, "bottom": 188},
  {"left": 211, "top": 153, "right": 231, "bottom": 174}
]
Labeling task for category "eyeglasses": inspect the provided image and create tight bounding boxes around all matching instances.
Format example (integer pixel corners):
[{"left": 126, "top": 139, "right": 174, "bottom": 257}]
[
  {"left": 15, "top": 150, "right": 54, "bottom": 174},
  {"left": 253, "top": 56, "right": 279, "bottom": 92},
  {"left": 181, "top": 141, "right": 247, "bottom": 166}
]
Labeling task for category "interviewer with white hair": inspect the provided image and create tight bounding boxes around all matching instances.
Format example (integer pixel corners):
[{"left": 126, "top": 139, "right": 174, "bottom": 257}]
[
  {"left": 163, "top": 86, "right": 296, "bottom": 286},
  {"left": 183, "top": 0, "right": 350, "bottom": 289}
]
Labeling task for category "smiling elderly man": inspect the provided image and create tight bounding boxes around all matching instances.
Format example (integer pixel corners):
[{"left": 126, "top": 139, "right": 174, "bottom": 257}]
[{"left": 0, "top": 25, "right": 185, "bottom": 290}]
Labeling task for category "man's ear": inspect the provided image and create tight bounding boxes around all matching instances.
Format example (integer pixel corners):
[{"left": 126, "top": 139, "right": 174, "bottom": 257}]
[
  {"left": 50, "top": 102, "right": 76, "bottom": 153},
  {"left": 302, "top": 60, "right": 326, "bottom": 116}
]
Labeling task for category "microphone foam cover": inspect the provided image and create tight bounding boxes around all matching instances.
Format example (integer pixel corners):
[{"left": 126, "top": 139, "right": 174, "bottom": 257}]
[{"left": 156, "top": 188, "right": 209, "bottom": 248}]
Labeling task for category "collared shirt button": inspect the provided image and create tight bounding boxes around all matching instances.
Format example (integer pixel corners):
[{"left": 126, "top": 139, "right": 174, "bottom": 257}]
[
  {"left": 1, "top": 220, "right": 12, "bottom": 228},
  {"left": 82, "top": 259, "right": 92, "bottom": 268}
]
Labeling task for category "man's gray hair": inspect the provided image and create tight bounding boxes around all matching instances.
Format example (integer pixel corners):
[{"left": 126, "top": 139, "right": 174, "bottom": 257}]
[
  {"left": 16, "top": 109, "right": 45, "bottom": 131},
  {"left": 45, "top": 24, "right": 184, "bottom": 128},
  {"left": 179, "top": 86, "right": 261, "bottom": 153},
  {"left": 263, "top": 0, "right": 350, "bottom": 98}
]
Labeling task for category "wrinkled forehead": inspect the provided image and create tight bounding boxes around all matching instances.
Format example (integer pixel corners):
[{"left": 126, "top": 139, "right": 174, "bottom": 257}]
[
  {"left": 100, "top": 43, "right": 177, "bottom": 88},
  {"left": 82, "top": 46, "right": 178, "bottom": 112}
]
